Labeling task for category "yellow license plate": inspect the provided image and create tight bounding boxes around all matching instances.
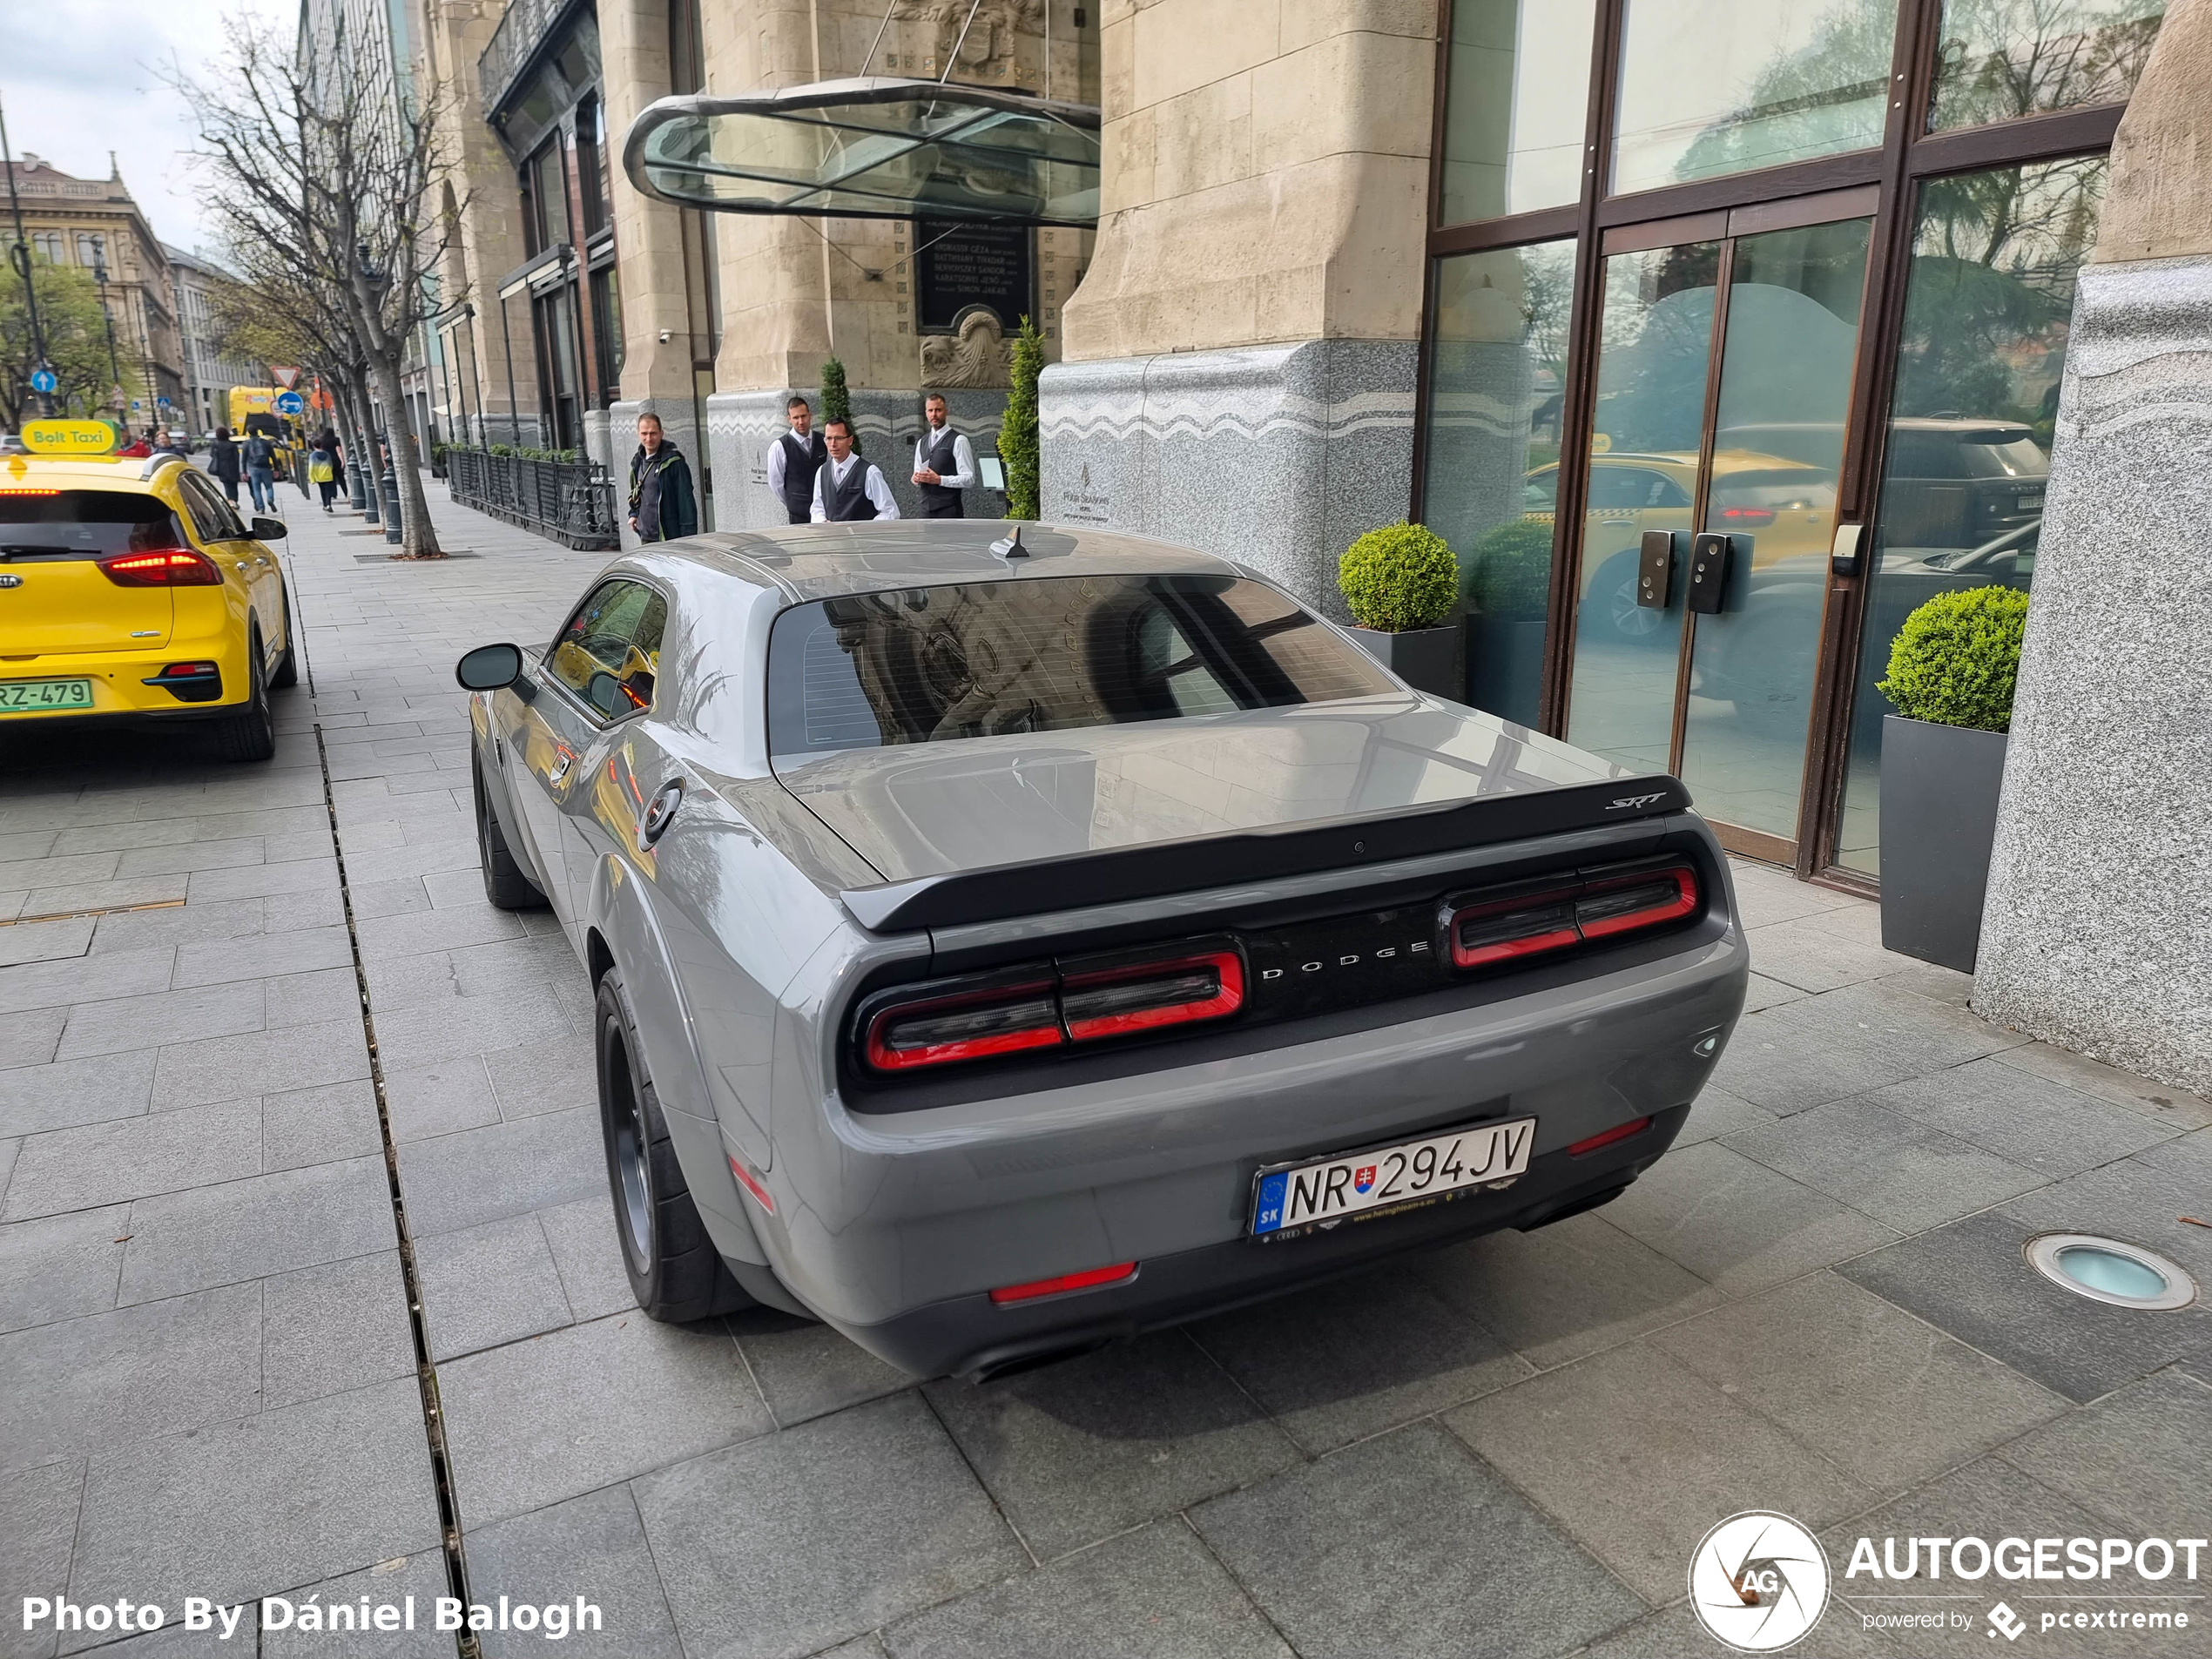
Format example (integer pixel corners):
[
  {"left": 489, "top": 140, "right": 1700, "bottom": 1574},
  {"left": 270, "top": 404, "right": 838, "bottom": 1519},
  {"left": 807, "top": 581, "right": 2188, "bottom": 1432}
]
[{"left": 0, "top": 678, "right": 94, "bottom": 712}]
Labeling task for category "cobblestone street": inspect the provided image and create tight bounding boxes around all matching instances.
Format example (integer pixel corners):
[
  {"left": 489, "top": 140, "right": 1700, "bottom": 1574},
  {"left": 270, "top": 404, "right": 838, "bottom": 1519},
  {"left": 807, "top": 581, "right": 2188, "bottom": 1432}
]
[{"left": 3, "top": 477, "right": 2208, "bottom": 1659}]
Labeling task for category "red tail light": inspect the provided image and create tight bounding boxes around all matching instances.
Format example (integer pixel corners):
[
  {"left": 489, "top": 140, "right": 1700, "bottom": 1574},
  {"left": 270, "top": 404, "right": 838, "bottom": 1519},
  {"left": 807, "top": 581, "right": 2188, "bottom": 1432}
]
[
  {"left": 1716, "top": 505, "right": 1777, "bottom": 527},
  {"left": 856, "top": 938, "right": 1246, "bottom": 1074},
  {"left": 1061, "top": 948, "right": 1244, "bottom": 1041},
  {"left": 1568, "top": 1116, "right": 1652, "bottom": 1156},
  {"left": 864, "top": 977, "right": 1063, "bottom": 1072},
  {"left": 98, "top": 548, "right": 221, "bottom": 587},
  {"left": 989, "top": 1262, "right": 1137, "bottom": 1304},
  {"left": 1444, "top": 862, "right": 1700, "bottom": 971}
]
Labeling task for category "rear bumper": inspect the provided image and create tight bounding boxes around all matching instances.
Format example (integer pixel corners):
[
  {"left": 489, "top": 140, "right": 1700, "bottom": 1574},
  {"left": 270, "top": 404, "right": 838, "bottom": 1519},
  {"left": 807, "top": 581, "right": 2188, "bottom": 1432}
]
[
  {"left": 845, "top": 1107, "right": 1687, "bottom": 1380},
  {"left": 729, "top": 915, "right": 1749, "bottom": 1375},
  {"left": 0, "top": 643, "right": 253, "bottom": 724}
]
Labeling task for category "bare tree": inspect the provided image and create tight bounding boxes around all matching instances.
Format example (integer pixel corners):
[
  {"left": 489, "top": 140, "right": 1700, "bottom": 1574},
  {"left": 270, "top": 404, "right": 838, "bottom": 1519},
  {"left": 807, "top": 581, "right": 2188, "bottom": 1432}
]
[{"left": 171, "top": 22, "right": 462, "bottom": 557}]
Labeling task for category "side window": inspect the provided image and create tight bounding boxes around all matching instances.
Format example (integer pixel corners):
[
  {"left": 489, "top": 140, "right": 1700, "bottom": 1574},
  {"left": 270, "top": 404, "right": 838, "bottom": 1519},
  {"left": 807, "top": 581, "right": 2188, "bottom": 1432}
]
[
  {"left": 175, "top": 475, "right": 238, "bottom": 544},
  {"left": 549, "top": 579, "right": 667, "bottom": 721}
]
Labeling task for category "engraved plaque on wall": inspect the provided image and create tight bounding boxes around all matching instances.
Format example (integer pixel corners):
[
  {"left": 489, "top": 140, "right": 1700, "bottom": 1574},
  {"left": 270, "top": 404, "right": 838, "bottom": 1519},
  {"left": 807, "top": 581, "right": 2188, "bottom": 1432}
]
[{"left": 914, "top": 218, "right": 1033, "bottom": 332}]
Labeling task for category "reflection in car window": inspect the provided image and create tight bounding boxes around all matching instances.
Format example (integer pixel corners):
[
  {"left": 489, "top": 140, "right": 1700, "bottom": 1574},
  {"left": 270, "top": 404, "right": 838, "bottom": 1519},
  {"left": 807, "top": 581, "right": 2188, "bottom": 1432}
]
[
  {"left": 0, "top": 491, "right": 182, "bottom": 558},
  {"left": 766, "top": 574, "right": 1397, "bottom": 757},
  {"left": 1587, "top": 466, "right": 1688, "bottom": 510},
  {"left": 177, "top": 475, "right": 243, "bottom": 543},
  {"left": 550, "top": 578, "right": 666, "bottom": 720}
]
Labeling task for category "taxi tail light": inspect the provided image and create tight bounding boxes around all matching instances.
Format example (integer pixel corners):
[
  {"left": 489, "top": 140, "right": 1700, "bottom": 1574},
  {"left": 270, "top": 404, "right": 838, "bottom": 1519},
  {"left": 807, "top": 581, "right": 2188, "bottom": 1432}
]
[
  {"left": 98, "top": 548, "right": 221, "bottom": 587},
  {"left": 989, "top": 1262, "right": 1137, "bottom": 1304},
  {"left": 1060, "top": 948, "right": 1244, "bottom": 1041},
  {"left": 1446, "top": 862, "right": 1700, "bottom": 970},
  {"left": 864, "top": 979, "right": 1063, "bottom": 1072},
  {"left": 1716, "top": 505, "right": 1777, "bottom": 527}
]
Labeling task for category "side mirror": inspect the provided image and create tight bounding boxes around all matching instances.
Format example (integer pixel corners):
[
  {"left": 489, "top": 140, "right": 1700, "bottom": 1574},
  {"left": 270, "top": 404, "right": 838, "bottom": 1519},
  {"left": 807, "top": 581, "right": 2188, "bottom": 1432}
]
[
  {"left": 252, "top": 516, "right": 288, "bottom": 540},
  {"left": 455, "top": 643, "right": 524, "bottom": 691}
]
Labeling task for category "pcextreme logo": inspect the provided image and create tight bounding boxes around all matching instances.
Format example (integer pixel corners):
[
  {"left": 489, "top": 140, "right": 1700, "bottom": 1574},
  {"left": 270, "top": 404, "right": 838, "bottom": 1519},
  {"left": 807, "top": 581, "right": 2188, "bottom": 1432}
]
[{"left": 1689, "top": 1511, "right": 1831, "bottom": 1652}]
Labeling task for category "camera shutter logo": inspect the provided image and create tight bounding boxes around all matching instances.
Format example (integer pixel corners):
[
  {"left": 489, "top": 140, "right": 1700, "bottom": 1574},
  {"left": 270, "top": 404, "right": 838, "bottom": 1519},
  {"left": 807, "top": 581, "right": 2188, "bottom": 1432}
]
[{"left": 1689, "top": 1511, "right": 1831, "bottom": 1652}]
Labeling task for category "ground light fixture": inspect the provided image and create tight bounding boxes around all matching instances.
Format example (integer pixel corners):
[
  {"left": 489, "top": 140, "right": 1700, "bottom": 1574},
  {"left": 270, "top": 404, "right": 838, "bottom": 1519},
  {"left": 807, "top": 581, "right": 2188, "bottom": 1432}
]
[{"left": 2025, "top": 1232, "right": 2196, "bottom": 1310}]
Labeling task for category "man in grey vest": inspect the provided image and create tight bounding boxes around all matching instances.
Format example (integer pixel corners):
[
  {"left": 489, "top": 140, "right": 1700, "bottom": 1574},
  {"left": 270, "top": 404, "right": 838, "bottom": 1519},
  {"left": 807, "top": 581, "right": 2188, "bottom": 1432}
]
[
  {"left": 910, "top": 393, "right": 974, "bottom": 518},
  {"left": 765, "top": 395, "right": 826, "bottom": 525},
  {"left": 810, "top": 419, "right": 900, "bottom": 522}
]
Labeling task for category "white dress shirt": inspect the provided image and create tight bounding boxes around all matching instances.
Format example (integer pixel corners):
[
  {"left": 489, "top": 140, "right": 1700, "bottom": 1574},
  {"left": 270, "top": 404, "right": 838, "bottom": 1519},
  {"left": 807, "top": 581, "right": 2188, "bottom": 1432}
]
[
  {"left": 810, "top": 454, "right": 901, "bottom": 522},
  {"left": 912, "top": 426, "right": 975, "bottom": 490},
  {"left": 765, "top": 427, "right": 815, "bottom": 498}
]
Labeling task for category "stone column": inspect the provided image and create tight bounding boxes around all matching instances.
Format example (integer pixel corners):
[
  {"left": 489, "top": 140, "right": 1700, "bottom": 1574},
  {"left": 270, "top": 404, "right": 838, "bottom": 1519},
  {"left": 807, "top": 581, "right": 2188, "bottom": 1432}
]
[
  {"left": 1973, "top": 0, "right": 2212, "bottom": 1094},
  {"left": 1041, "top": 0, "right": 1433, "bottom": 613},
  {"left": 602, "top": 0, "right": 704, "bottom": 544}
]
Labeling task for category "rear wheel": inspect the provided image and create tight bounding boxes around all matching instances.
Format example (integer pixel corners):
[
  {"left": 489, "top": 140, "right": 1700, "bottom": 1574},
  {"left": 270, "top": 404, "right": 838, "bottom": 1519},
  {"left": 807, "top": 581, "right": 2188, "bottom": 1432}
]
[
  {"left": 269, "top": 587, "right": 299, "bottom": 690},
  {"left": 596, "top": 967, "right": 753, "bottom": 1322},
  {"left": 212, "top": 637, "right": 275, "bottom": 762},
  {"left": 472, "top": 752, "right": 547, "bottom": 910}
]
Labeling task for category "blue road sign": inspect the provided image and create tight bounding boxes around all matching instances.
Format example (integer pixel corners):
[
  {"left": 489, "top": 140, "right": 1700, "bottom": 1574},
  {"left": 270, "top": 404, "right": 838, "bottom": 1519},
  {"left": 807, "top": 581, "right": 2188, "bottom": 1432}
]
[
  {"left": 29, "top": 368, "right": 57, "bottom": 394},
  {"left": 273, "top": 391, "right": 306, "bottom": 415}
]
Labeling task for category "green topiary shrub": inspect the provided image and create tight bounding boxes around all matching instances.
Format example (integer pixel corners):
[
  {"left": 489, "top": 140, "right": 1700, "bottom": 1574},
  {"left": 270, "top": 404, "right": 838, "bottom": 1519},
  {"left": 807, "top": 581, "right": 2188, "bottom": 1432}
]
[
  {"left": 1878, "top": 584, "right": 2029, "bottom": 732},
  {"left": 1462, "top": 516, "right": 1555, "bottom": 620},
  {"left": 819, "top": 356, "right": 853, "bottom": 451},
  {"left": 1000, "top": 314, "right": 1043, "bottom": 521},
  {"left": 1339, "top": 522, "right": 1460, "bottom": 632}
]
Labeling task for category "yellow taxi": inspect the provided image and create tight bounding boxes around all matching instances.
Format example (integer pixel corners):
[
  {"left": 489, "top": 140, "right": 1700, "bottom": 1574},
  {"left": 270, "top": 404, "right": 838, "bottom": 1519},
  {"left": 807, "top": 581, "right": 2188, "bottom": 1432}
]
[{"left": 0, "top": 434, "right": 295, "bottom": 760}]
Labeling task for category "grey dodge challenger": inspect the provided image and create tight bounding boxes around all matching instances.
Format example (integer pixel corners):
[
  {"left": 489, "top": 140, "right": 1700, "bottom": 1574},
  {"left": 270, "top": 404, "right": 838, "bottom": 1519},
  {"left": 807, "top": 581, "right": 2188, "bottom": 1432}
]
[{"left": 455, "top": 521, "right": 1748, "bottom": 1380}]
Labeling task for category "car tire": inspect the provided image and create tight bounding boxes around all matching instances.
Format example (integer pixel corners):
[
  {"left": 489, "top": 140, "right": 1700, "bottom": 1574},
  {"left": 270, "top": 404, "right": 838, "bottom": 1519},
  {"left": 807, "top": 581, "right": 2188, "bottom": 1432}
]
[
  {"left": 212, "top": 636, "right": 276, "bottom": 763},
  {"left": 472, "top": 752, "right": 547, "bottom": 910},
  {"left": 595, "top": 967, "right": 754, "bottom": 1324},
  {"left": 1591, "top": 549, "right": 1670, "bottom": 643},
  {"left": 269, "top": 587, "right": 299, "bottom": 691}
]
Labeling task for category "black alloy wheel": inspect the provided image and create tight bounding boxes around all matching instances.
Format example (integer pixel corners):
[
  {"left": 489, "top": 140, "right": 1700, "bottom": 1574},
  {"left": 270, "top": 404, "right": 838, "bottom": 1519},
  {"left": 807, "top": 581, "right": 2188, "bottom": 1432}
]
[
  {"left": 269, "top": 586, "right": 299, "bottom": 690},
  {"left": 593, "top": 966, "right": 752, "bottom": 1322},
  {"left": 212, "top": 634, "right": 276, "bottom": 762}
]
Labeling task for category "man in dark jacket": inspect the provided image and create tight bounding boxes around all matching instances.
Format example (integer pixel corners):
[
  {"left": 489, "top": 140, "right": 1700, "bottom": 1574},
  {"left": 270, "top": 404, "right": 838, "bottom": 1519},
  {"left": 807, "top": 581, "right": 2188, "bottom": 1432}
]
[
  {"left": 207, "top": 428, "right": 242, "bottom": 504},
  {"left": 243, "top": 431, "right": 280, "bottom": 514},
  {"left": 627, "top": 412, "right": 699, "bottom": 543}
]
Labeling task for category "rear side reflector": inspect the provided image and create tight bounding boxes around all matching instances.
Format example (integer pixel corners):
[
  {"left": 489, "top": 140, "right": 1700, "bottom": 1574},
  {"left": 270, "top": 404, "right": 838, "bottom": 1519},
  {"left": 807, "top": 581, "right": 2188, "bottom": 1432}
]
[
  {"left": 727, "top": 1157, "right": 775, "bottom": 1213},
  {"left": 98, "top": 548, "right": 221, "bottom": 586},
  {"left": 1445, "top": 862, "right": 1700, "bottom": 971},
  {"left": 1567, "top": 1116, "right": 1652, "bottom": 1157},
  {"left": 989, "top": 1262, "right": 1137, "bottom": 1304},
  {"left": 856, "top": 937, "right": 1246, "bottom": 1074}
]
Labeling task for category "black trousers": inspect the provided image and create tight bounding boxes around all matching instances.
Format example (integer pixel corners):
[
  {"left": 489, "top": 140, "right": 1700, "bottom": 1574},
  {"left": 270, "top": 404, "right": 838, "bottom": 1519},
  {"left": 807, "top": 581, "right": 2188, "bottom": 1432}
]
[
  {"left": 786, "top": 507, "right": 810, "bottom": 524},
  {"left": 922, "top": 499, "right": 963, "bottom": 518}
]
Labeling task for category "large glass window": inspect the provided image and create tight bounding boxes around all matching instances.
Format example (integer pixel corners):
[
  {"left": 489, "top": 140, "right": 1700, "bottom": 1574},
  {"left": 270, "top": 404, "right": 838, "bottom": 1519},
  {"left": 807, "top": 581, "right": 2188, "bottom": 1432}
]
[
  {"left": 1930, "top": 0, "right": 2164, "bottom": 130},
  {"left": 1836, "top": 156, "right": 2105, "bottom": 872},
  {"left": 1438, "top": 0, "right": 1599, "bottom": 225},
  {"left": 1420, "top": 240, "right": 1578, "bottom": 728},
  {"left": 1612, "top": 0, "right": 1897, "bottom": 195}
]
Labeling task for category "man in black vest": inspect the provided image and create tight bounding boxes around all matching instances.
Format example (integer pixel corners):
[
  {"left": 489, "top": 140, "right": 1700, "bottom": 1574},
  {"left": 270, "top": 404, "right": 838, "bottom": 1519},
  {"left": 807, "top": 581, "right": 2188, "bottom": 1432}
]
[
  {"left": 765, "top": 395, "right": 826, "bottom": 525},
  {"left": 810, "top": 419, "right": 900, "bottom": 522},
  {"left": 910, "top": 394, "right": 974, "bottom": 518}
]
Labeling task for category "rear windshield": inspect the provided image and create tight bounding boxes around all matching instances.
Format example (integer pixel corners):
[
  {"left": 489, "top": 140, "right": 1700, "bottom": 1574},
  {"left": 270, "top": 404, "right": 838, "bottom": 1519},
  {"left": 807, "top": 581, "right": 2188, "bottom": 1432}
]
[
  {"left": 766, "top": 573, "right": 1398, "bottom": 757},
  {"left": 0, "top": 489, "right": 181, "bottom": 559}
]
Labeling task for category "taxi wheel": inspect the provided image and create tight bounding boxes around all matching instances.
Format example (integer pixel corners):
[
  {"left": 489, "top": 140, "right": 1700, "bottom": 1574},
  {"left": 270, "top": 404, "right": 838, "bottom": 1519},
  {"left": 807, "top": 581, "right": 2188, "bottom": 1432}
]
[
  {"left": 269, "top": 590, "right": 299, "bottom": 691},
  {"left": 212, "top": 637, "right": 276, "bottom": 763},
  {"left": 595, "top": 966, "right": 753, "bottom": 1323}
]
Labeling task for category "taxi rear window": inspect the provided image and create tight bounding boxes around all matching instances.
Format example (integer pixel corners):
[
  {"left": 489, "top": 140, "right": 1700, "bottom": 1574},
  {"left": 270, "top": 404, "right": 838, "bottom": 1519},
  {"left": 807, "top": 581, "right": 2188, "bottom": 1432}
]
[
  {"left": 766, "top": 573, "right": 1397, "bottom": 757},
  {"left": 0, "top": 490, "right": 181, "bottom": 560}
]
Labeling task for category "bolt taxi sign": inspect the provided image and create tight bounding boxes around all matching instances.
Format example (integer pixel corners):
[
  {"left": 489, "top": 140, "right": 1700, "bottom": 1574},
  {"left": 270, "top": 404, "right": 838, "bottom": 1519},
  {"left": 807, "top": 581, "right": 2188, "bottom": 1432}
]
[{"left": 20, "top": 420, "right": 118, "bottom": 455}]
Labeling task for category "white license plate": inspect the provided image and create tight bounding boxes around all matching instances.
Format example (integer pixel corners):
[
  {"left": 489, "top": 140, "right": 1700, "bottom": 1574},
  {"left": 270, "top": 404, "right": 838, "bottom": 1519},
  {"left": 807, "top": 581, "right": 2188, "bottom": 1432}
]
[{"left": 1251, "top": 1116, "right": 1536, "bottom": 1239}]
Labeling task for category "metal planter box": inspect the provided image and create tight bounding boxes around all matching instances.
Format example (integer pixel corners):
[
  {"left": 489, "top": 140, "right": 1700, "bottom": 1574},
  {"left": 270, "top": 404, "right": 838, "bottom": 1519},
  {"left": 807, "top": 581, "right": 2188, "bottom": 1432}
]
[
  {"left": 1878, "top": 714, "right": 2009, "bottom": 974},
  {"left": 1346, "top": 623, "right": 1460, "bottom": 699}
]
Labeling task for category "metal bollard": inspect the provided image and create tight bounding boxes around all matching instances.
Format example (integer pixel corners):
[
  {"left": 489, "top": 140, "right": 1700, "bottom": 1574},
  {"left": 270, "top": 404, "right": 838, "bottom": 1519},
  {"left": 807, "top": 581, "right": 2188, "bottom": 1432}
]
[
  {"left": 381, "top": 458, "right": 402, "bottom": 545},
  {"left": 348, "top": 460, "right": 368, "bottom": 512}
]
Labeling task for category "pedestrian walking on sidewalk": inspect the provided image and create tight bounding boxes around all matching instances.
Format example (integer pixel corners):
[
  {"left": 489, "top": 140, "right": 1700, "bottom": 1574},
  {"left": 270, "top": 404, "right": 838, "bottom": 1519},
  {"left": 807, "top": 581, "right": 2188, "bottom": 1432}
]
[
  {"left": 765, "top": 395, "right": 826, "bottom": 525},
  {"left": 243, "top": 430, "right": 279, "bottom": 514},
  {"left": 148, "top": 428, "right": 187, "bottom": 462},
  {"left": 208, "top": 427, "right": 241, "bottom": 505},
  {"left": 310, "top": 429, "right": 342, "bottom": 513},
  {"left": 810, "top": 418, "right": 900, "bottom": 522},
  {"left": 627, "top": 412, "right": 698, "bottom": 543},
  {"left": 910, "top": 393, "right": 974, "bottom": 518}
]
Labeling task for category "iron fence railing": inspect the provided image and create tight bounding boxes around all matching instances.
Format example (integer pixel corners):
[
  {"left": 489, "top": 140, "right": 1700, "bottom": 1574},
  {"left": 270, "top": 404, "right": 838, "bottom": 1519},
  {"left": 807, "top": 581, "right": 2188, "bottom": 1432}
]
[
  {"left": 444, "top": 447, "right": 618, "bottom": 550},
  {"left": 478, "top": 0, "right": 581, "bottom": 120}
]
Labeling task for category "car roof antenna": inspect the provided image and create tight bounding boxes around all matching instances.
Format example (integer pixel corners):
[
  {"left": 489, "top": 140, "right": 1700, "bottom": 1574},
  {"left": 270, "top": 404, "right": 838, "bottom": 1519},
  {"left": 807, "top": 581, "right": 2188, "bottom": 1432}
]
[{"left": 989, "top": 524, "right": 1028, "bottom": 560}]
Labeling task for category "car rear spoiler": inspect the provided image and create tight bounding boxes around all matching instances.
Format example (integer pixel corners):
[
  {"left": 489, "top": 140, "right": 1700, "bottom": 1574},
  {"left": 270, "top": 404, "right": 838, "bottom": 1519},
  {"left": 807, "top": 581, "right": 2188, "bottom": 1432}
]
[{"left": 838, "top": 774, "right": 1691, "bottom": 932}]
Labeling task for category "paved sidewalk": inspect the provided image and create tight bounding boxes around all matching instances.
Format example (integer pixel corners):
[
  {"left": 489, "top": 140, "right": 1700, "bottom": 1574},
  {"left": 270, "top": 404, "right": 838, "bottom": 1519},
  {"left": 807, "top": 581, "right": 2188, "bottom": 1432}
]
[{"left": 3, "top": 478, "right": 2209, "bottom": 1659}]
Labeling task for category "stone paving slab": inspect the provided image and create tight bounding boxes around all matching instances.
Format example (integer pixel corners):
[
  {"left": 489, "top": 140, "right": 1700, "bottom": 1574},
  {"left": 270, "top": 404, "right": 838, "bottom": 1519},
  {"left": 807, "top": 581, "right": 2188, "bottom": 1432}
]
[{"left": 6, "top": 478, "right": 2209, "bottom": 1659}]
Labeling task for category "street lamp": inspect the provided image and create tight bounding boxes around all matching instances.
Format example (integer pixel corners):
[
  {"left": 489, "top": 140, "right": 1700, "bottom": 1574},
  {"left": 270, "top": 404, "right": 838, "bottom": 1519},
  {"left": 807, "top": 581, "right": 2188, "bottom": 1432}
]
[
  {"left": 91, "top": 248, "right": 125, "bottom": 435},
  {"left": 0, "top": 91, "right": 57, "bottom": 418}
]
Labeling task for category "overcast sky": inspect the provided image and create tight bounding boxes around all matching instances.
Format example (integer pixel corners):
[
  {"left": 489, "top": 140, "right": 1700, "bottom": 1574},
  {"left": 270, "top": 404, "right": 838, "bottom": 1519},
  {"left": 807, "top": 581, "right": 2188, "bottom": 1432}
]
[{"left": 3, "top": 1, "right": 292, "bottom": 260}]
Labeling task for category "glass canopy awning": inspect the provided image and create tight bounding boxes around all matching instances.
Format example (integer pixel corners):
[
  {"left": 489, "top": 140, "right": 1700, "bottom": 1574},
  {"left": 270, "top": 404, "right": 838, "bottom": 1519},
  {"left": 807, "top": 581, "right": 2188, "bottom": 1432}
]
[{"left": 621, "top": 78, "right": 1101, "bottom": 228}]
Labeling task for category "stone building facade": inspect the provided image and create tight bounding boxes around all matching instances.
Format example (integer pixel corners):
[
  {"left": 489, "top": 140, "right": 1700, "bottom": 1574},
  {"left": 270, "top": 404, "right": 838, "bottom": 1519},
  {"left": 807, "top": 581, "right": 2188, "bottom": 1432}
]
[
  {"left": 165, "top": 246, "right": 263, "bottom": 439},
  {"left": 3, "top": 154, "right": 185, "bottom": 418}
]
